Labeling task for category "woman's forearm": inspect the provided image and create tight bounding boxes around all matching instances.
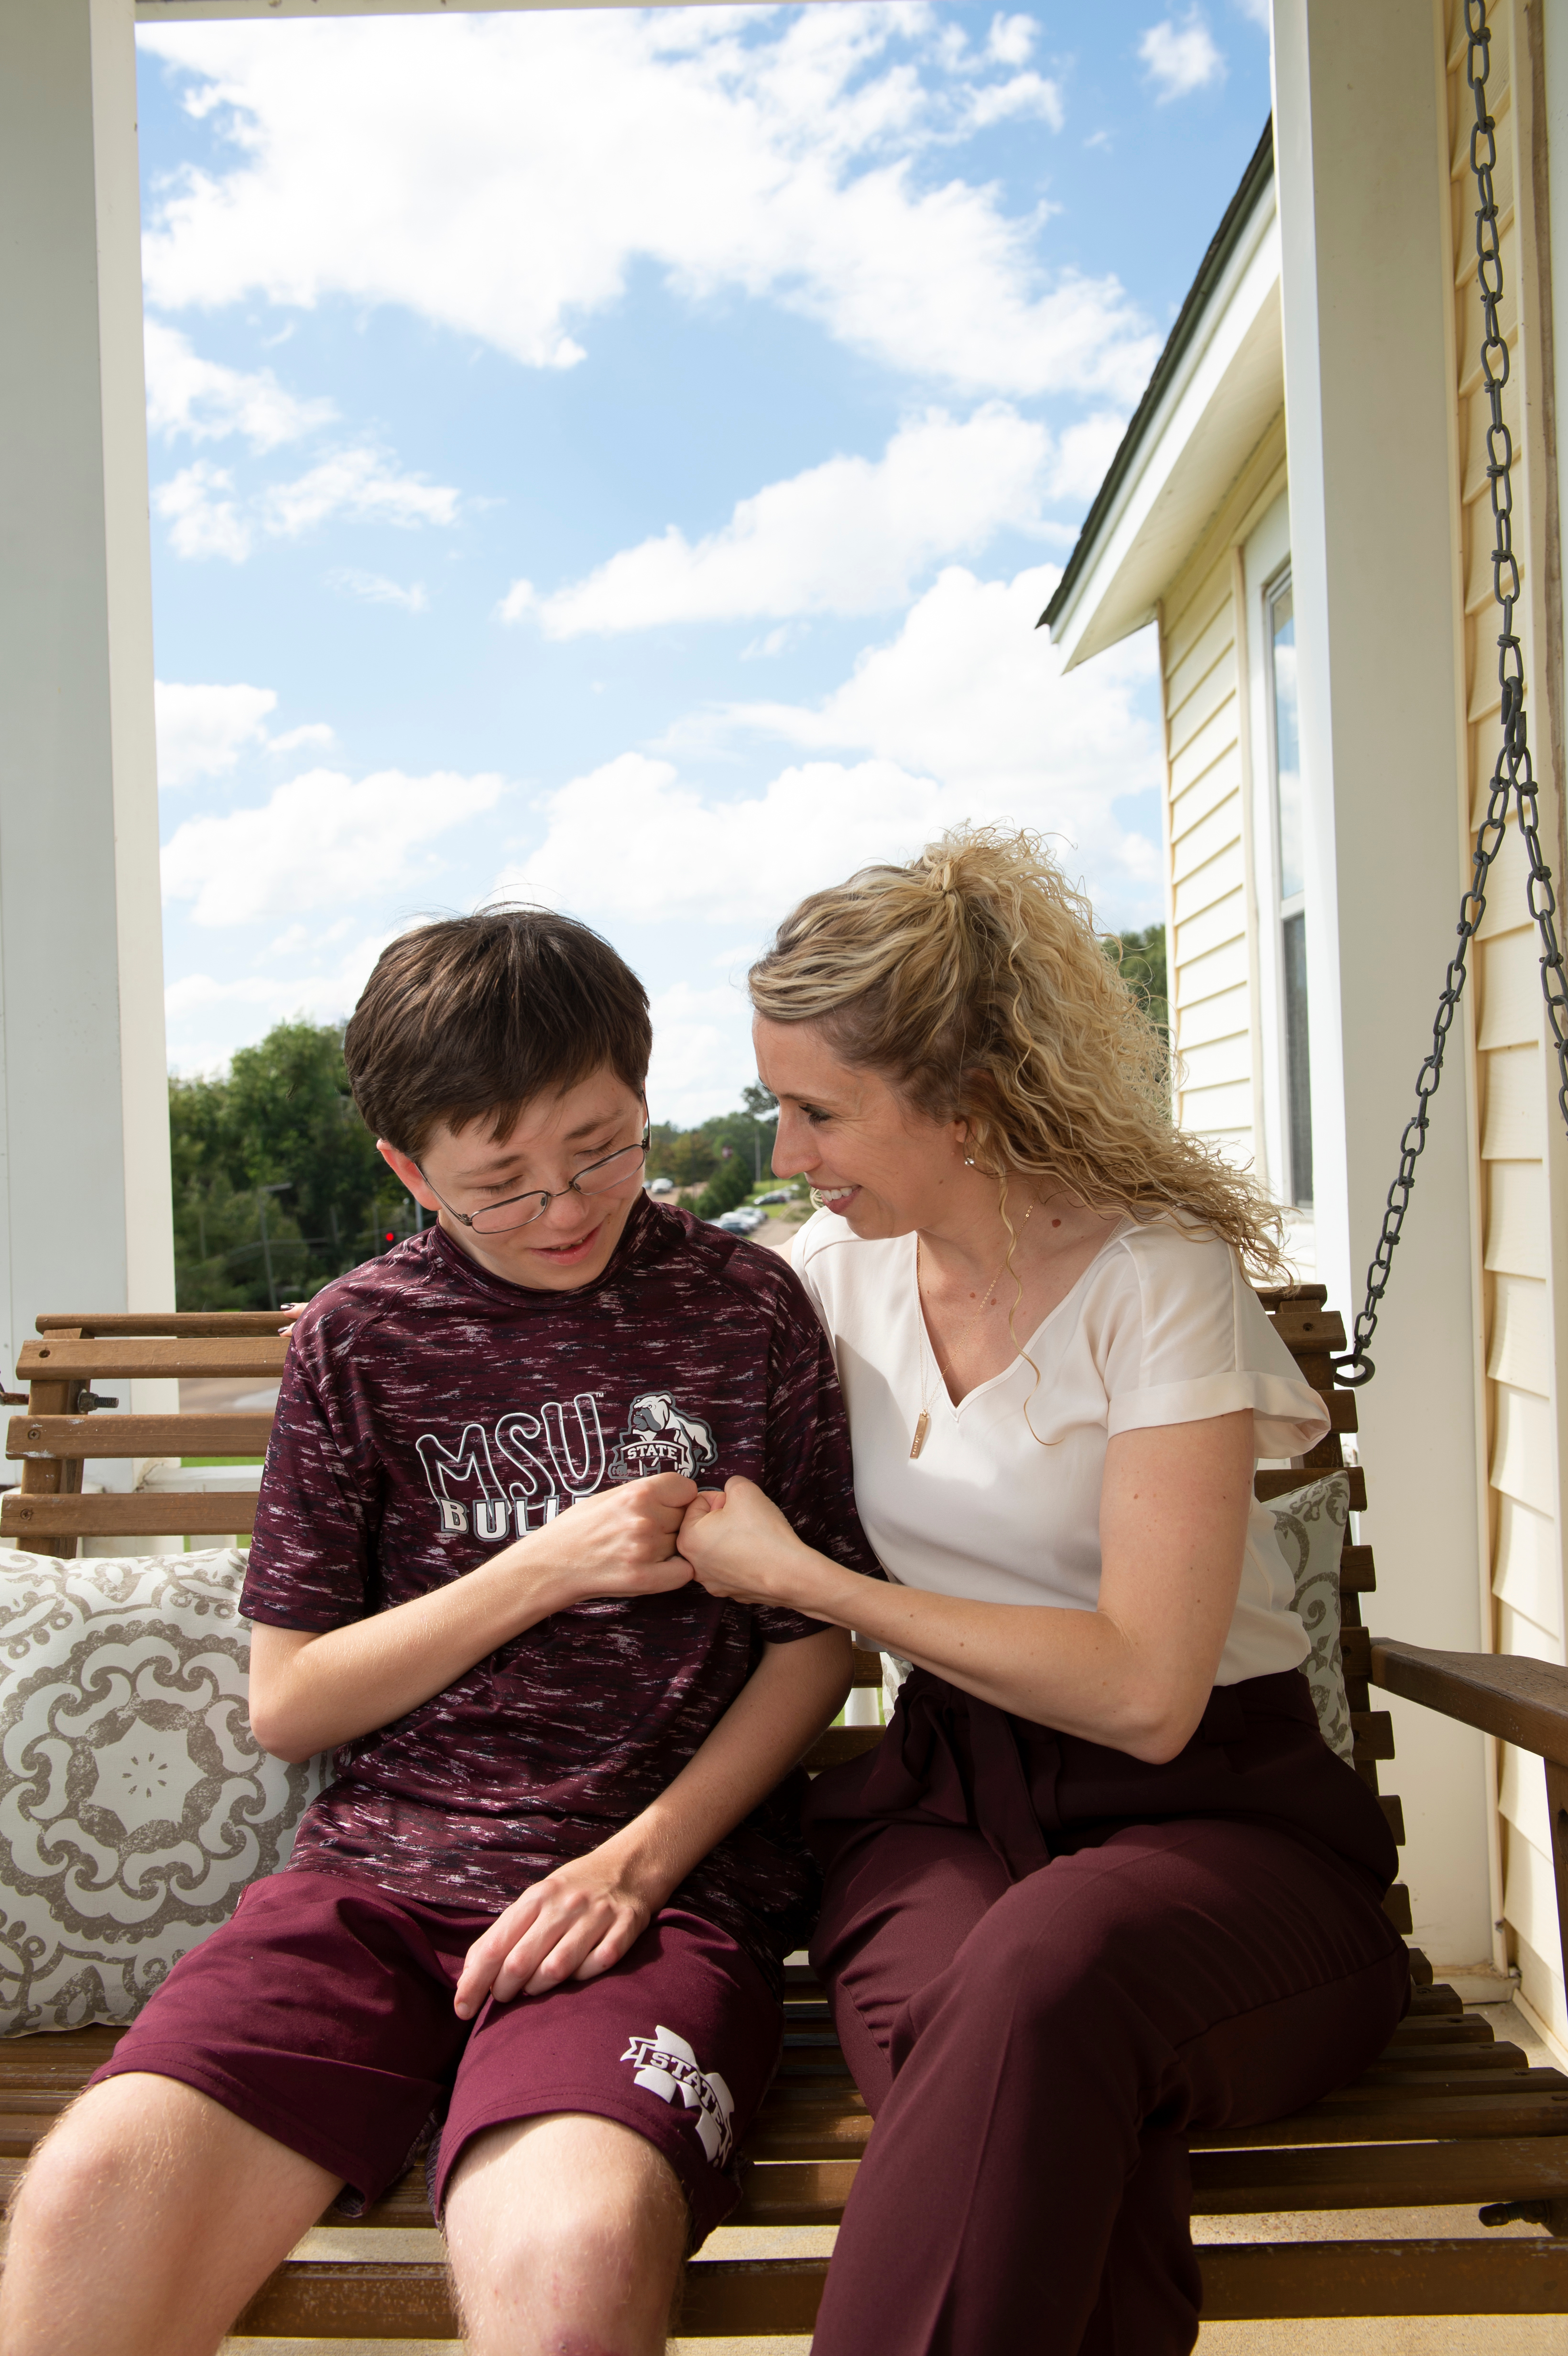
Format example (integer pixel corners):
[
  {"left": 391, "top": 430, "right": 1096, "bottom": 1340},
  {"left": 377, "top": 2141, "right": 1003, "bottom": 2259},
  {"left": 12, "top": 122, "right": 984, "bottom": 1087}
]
[
  {"left": 679, "top": 1420, "right": 1255, "bottom": 1764},
  {"left": 767, "top": 1552, "right": 1190, "bottom": 1757}
]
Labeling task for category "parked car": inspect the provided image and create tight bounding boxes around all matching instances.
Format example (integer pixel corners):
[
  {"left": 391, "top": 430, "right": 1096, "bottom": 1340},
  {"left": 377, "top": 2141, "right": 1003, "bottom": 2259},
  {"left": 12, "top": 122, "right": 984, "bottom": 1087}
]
[
  {"left": 754, "top": 1189, "right": 792, "bottom": 1205},
  {"left": 715, "top": 1205, "right": 767, "bottom": 1233},
  {"left": 646, "top": 1176, "right": 674, "bottom": 1195}
]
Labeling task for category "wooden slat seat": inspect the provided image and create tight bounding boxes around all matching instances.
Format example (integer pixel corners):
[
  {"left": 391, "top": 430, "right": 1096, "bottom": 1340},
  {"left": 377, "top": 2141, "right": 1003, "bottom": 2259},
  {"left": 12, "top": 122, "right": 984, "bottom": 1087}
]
[{"left": 5, "top": 1290, "right": 1568, "bottom": 2337}]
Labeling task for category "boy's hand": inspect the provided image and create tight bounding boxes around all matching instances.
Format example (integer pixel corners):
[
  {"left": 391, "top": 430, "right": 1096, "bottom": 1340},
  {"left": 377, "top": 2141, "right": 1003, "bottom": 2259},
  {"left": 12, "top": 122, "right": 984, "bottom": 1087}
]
[
  {"left": 523, "top": 1472, "right": 699, "bottom": 1604},
  {"left": 454, "top": 1848, "right": 658, "bottom": 2015},
  {"left": 677, "top": 1476, "right": 807, "bottom": 1607}
]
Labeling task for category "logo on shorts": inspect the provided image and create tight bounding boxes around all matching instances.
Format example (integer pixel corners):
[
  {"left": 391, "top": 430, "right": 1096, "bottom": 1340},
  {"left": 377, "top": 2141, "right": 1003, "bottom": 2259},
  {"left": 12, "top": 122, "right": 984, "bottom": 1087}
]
[
  {"left": 621, "top": 2025, "right": 735, "bottom": 2166},
  {"left": 606, "top": 1393, "right": 719, "bottom": 1484}
]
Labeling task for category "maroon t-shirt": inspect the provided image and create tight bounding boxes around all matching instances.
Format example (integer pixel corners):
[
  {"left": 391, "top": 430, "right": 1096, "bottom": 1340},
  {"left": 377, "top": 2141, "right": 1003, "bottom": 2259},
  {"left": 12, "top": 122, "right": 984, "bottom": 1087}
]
[{"left": 241, "top": 1194, "right": 879, "bottom": 1984}]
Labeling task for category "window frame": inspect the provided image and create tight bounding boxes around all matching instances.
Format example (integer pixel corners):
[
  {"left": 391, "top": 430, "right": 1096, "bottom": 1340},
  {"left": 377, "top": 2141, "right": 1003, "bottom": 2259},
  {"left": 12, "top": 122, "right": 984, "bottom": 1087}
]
[{"left": 1241, "top": 493, "right": 1316, "bottom": 1248}]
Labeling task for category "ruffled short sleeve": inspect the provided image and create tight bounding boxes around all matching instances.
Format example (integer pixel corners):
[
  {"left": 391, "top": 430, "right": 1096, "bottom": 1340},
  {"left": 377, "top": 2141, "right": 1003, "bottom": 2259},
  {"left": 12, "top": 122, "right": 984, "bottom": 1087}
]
[{"left": 1097, "top": 1225, "right": 1329, "bottom": 1461}]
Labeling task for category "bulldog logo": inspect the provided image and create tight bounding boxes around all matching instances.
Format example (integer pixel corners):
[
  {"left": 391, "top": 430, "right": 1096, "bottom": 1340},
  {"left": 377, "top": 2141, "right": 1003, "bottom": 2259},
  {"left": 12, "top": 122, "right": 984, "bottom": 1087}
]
[{"left": 607, "top": 1391, "right": 719, "bottom": 1483}]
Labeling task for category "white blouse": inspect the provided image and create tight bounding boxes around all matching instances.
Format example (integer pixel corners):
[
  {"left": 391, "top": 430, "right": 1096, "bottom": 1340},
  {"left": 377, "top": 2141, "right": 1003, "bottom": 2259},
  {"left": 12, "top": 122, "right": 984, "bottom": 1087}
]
[{"left": 793, "top": 1209, "right": 1329, "bottom": 1687}]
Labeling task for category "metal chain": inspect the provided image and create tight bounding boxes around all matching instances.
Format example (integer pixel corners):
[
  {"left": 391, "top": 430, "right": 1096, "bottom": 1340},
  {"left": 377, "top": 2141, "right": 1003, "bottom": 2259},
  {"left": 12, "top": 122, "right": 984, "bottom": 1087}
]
[{"left": 1332, "top": 0, "right": 1568, "bottom": 1387}]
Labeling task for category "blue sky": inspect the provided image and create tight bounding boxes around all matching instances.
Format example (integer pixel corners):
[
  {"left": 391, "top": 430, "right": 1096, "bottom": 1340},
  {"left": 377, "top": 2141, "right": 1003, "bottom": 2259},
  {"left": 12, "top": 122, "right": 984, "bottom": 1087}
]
[{"left": 139, "top": 0, "right": 1272, "bottom": 1123}]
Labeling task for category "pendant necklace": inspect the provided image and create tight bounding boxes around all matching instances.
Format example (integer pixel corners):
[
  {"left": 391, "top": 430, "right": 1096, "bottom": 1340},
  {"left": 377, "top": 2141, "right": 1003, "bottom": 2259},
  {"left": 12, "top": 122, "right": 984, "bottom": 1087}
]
[{"left": 910, "top": 1201, "right": 1035, "bottom": 1460}]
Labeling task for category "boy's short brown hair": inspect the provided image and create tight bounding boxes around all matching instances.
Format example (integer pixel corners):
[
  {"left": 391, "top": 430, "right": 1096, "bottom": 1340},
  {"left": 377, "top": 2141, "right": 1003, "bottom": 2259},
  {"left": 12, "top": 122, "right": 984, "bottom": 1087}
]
[{"left": 344, "top": 907, "right": 652, "bottom": 1154}]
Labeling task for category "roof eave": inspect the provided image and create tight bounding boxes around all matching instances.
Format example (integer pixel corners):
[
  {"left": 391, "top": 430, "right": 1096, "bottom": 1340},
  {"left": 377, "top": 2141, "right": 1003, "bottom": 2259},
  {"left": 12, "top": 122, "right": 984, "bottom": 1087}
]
[{"left": 1040, "top": 117, "right": 1277, "bottom": 649}]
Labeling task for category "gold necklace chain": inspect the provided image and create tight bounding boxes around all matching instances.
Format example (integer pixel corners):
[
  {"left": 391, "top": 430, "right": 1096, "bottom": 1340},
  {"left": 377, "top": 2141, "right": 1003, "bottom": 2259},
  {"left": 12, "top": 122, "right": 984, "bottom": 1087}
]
[{"left": 910, "top": 1201, "right": 1035, "bottom": 1460}]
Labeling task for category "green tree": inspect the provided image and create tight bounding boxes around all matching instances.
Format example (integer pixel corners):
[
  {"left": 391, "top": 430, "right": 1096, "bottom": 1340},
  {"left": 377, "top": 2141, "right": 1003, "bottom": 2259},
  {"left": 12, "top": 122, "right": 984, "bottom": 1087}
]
[
  {"left": 646, "top": 1124, "right": 719, "bottom": 1189},
  {"left": 1106, "top": 924, "right": 1169, "bottom": 1036},
  {"left": 695, "top": 1150, "right": 754, "bottom": 1221},
  {"left": 169, "top": 1021, "right": 414, "bottom": 1309}
]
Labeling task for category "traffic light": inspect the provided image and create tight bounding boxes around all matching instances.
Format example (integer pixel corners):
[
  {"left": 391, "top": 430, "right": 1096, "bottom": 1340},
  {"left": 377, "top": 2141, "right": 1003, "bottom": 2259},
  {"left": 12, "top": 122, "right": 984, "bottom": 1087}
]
[{"left": 382, "top": 1228, "right": 396, "bottom": 1252}]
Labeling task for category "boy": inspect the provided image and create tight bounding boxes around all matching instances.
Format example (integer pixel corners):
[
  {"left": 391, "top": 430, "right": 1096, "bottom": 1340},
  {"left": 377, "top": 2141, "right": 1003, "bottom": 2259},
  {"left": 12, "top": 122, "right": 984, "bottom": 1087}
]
[{"left": 1, "top": 910, "right": 869, "bottom": 2356}]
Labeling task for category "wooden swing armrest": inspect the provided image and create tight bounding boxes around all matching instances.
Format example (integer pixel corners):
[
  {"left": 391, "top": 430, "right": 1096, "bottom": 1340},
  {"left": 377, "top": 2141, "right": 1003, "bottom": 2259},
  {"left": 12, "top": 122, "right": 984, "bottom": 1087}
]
[{"left": 1370, "top": 1638, "right": 1568, "bottom": 1767}]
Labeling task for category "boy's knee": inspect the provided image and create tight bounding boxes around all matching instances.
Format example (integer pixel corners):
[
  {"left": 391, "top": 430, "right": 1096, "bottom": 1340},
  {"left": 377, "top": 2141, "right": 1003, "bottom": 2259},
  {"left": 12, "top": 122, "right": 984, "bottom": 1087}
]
[
  {"left": 446, "top": 2115, "right": 687, "bottom": 2331},
  {"left": 13, "top": 2087, "right": 147, "bottom": 2227}
]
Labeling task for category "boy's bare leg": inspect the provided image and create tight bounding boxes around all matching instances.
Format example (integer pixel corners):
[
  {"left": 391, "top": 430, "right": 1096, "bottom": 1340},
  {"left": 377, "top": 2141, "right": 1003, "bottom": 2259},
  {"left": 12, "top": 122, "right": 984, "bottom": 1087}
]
[
  {"left": 444, "top": 2112, "right": 688, "bottom": 2356},
  {"left": 0, "top": 2072, "right": 339, "bottom": 2356}
]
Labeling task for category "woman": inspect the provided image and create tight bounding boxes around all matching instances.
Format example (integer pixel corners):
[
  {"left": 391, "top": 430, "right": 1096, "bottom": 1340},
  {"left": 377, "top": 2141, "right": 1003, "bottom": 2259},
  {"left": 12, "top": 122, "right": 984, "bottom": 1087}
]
[{"left": 677, "top": 827, "right": 1408, "bottom": 2356}]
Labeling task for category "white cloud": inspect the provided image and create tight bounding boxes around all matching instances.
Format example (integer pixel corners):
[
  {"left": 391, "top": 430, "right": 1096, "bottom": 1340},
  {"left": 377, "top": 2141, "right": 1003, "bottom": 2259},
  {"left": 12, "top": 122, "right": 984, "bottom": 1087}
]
[
  {"left": 143, "top": 318, "right": 334, "bottom": 450},
  {"left": 507, "top": 406, "right": 1048, "bottom": 636},
  {"left": 1049, "top": 412, "right": 1128, "bottom": 501},
  {"left": 269, "top": 721, "right": 337, "bottom": 755},
  {"left": 262, "top": 449, "right": 458, "bottom": 538},
  {"left": 153, "top": 445, "right": 458, "bottom": 561},
  {"left": 154, "top": 680, "right": 338, "bottom": 785},
  {"left": 1231, "top": 0, "right": 1270, "bottom": 25},
  {"left": 496, "top": 565, "right": 1161, "bottom": 970},
  {"left": 501, "top": 752, "right": 956, "bottom": 929},
  {"left": 155, "top": 680, "right": 276, "bottom": 788},
  {"left": 987, "top": 14, "right": 1038, "bottom": 66},
  {"left": 964, "top": 73, "right": 1064, "bottom": 132},
  {"left": 155, "top": 461, "right": 252, "bottom": 561},
  {"left": 161, "top": 765, "right": 506, "bottom": 926},
  {"left": 327, "top": 569, "right": 430, "bottom": 613},
  {"left": 646, "top": 980, "right": 762, "bottom": 1127},
  {"left": 741, "top": 626, "right": 797, "bottom": 661},
  {"left": 1139, "top": 15, "right": 1227, "bottom": 101},
  {"left": 164, "top": 929, "right": 393, "bottom": 1077},
  {"left": 140, "top": 10, "right": 1156, "bottom": 404},
  {"left": 719, "top": 563, "right": 1161, "bottom": 904}
]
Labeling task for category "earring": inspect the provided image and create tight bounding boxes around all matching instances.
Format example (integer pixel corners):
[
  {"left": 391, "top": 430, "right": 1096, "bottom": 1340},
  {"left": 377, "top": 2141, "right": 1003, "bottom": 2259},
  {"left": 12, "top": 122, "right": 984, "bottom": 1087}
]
[{"left": 963, "top": 1155, "right": 976, "bottom": 1167}]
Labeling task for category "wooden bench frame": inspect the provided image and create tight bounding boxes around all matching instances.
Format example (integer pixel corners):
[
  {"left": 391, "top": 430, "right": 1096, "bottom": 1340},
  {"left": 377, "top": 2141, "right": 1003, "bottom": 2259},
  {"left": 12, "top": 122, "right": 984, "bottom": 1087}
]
[{"left": 5, "top": 1293, "right": 1568, "bottom": 2334}]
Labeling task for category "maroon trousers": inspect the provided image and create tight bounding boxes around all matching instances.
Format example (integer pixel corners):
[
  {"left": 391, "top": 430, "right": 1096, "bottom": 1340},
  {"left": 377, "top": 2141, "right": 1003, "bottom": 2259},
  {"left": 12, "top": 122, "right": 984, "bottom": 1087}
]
[{"left": 804, "top": 1669, "right": 1410, "bottom": 2356}]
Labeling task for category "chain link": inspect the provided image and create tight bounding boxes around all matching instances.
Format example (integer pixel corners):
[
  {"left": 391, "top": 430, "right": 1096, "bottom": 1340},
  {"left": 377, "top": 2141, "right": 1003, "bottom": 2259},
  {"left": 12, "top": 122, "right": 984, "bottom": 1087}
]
[{"left": 1332, "top": 0, "right": 1568, "bottom": 1386}]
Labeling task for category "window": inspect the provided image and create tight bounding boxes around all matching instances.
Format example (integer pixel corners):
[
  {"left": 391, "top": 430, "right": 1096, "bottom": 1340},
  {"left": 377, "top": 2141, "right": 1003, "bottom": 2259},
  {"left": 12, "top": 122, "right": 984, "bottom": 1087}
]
[{"left": 1266, "top": 573, "right": 1313, "bottom": 1207}]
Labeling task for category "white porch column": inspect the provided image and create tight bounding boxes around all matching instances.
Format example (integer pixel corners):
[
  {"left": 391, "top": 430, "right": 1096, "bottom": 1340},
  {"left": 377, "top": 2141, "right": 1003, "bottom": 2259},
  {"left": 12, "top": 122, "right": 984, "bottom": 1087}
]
[
  {"left": 0, "top": 0, "right": 174, "bottom": 1381},
  {"left": 1271, "top": 0, "right": 1494, "bottom": 1967}
]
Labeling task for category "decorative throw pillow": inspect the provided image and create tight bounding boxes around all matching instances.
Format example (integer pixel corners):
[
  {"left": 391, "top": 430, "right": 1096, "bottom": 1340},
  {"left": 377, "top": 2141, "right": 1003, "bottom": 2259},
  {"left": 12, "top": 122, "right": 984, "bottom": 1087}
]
[
  {"left": 0, "top": 1547, "right": 327, "bottom": 2035},
  {"left": 1268, "top": 1472, "right": 1354, "bottom": 1761}
]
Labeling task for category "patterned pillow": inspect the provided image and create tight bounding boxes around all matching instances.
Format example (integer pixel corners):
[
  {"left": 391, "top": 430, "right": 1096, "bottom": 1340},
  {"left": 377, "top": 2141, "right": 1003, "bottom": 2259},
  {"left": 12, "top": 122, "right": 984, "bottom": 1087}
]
[
  {"left": 0, "top": 1547, "right": 327, "bottom": 2035},
  {"left": 1268, "top": 1472, "right": 1354, "bottom": 1760}
]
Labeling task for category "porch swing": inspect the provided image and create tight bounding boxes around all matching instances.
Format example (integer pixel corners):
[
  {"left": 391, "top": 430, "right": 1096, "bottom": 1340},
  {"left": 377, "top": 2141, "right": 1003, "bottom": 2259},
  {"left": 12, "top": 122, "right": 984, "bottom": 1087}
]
[{"left": 6, "top": 0, "right": 1568, "bottom": 2342}]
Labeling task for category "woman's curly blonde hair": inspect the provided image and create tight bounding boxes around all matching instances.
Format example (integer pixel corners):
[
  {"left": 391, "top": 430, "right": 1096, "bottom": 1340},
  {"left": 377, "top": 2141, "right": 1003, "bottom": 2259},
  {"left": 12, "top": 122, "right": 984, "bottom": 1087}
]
[{"left": 749, "top": 823, "right": 1284, "bottom": 1278}]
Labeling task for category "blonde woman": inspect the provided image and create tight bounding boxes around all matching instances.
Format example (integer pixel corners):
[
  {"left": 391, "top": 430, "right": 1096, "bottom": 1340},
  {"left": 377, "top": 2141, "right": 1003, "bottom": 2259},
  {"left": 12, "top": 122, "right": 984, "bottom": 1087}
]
[{"left": 677, "top": 828, "right": 1407, "bottom": 2356}]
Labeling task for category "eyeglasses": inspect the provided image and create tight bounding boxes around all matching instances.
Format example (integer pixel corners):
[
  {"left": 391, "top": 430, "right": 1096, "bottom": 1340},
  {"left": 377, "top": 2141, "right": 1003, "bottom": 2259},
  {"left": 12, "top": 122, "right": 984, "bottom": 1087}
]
[{"left": 418, "top": 1119, "right": 652, "bottom": 1236}]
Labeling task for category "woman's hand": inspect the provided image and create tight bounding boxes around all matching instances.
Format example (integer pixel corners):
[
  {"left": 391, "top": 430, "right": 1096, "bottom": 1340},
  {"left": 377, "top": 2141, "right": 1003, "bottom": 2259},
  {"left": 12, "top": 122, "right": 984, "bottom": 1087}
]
[
  {"left": 454, "top": 1847, "right": 657, "bottom": 2017},
  {"left": 677, "top": 1477, "right": 812, "bottom": 1607}
]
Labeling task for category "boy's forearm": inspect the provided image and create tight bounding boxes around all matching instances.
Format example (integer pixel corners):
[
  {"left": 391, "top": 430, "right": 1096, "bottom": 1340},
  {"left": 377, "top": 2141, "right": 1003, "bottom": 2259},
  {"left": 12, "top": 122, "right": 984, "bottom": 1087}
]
[
  {"left": 249, "top": 1541, "right": 582, "bottom": 1759},
  {"left": 593, "top": 1627, "right": 852, "bottom": 1907},
  {"left": 250, "top": 1474, "right": 697, "bottom": 1760}
]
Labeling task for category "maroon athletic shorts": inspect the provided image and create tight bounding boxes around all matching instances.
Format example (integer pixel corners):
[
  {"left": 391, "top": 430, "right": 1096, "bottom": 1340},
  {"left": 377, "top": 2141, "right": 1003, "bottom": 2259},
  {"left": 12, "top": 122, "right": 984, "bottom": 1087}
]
[{"left": 88, "top": 1867, "right": 780, "bottom": 2245}]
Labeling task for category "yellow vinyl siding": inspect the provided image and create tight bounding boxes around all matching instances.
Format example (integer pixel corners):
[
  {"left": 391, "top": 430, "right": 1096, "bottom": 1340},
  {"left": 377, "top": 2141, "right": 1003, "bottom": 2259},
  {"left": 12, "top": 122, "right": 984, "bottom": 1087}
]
[
  {"left": 1488, "top": 1272, "right": 1553, "bottom": 1396},
  {"left": 1484, "top": 1157, "right": 1547, "bottom": 1278},
  {"left": 1174, "top": 888, "right": 1248, "bottom": 977},
  {"left": 1177, "top": 981, "right": 1252, "bottom": 1051},
  {"left": 1156, "top": 418, "right": 1288, "bottom": 1194},
  {"left": 1444, "top": 0, "right": 1567, "bottom": 2033},
  {"left": 1163, "top": 545, "right": 1250, "bottom": 1166}
]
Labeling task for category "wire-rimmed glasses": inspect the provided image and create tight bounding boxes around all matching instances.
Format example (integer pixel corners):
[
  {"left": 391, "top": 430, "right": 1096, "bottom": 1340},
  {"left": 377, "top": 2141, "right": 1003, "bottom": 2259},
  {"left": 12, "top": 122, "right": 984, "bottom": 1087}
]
[{"left": 417, "top": 1119, "right": 652, "bottom": 1235}]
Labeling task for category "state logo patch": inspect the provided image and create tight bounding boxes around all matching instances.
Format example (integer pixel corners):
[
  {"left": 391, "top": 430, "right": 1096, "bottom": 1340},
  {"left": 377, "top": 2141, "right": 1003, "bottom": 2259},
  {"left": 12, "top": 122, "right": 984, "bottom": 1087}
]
[{"left": 621, "top": 2023, "right": 736, "bottom": 2166}]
